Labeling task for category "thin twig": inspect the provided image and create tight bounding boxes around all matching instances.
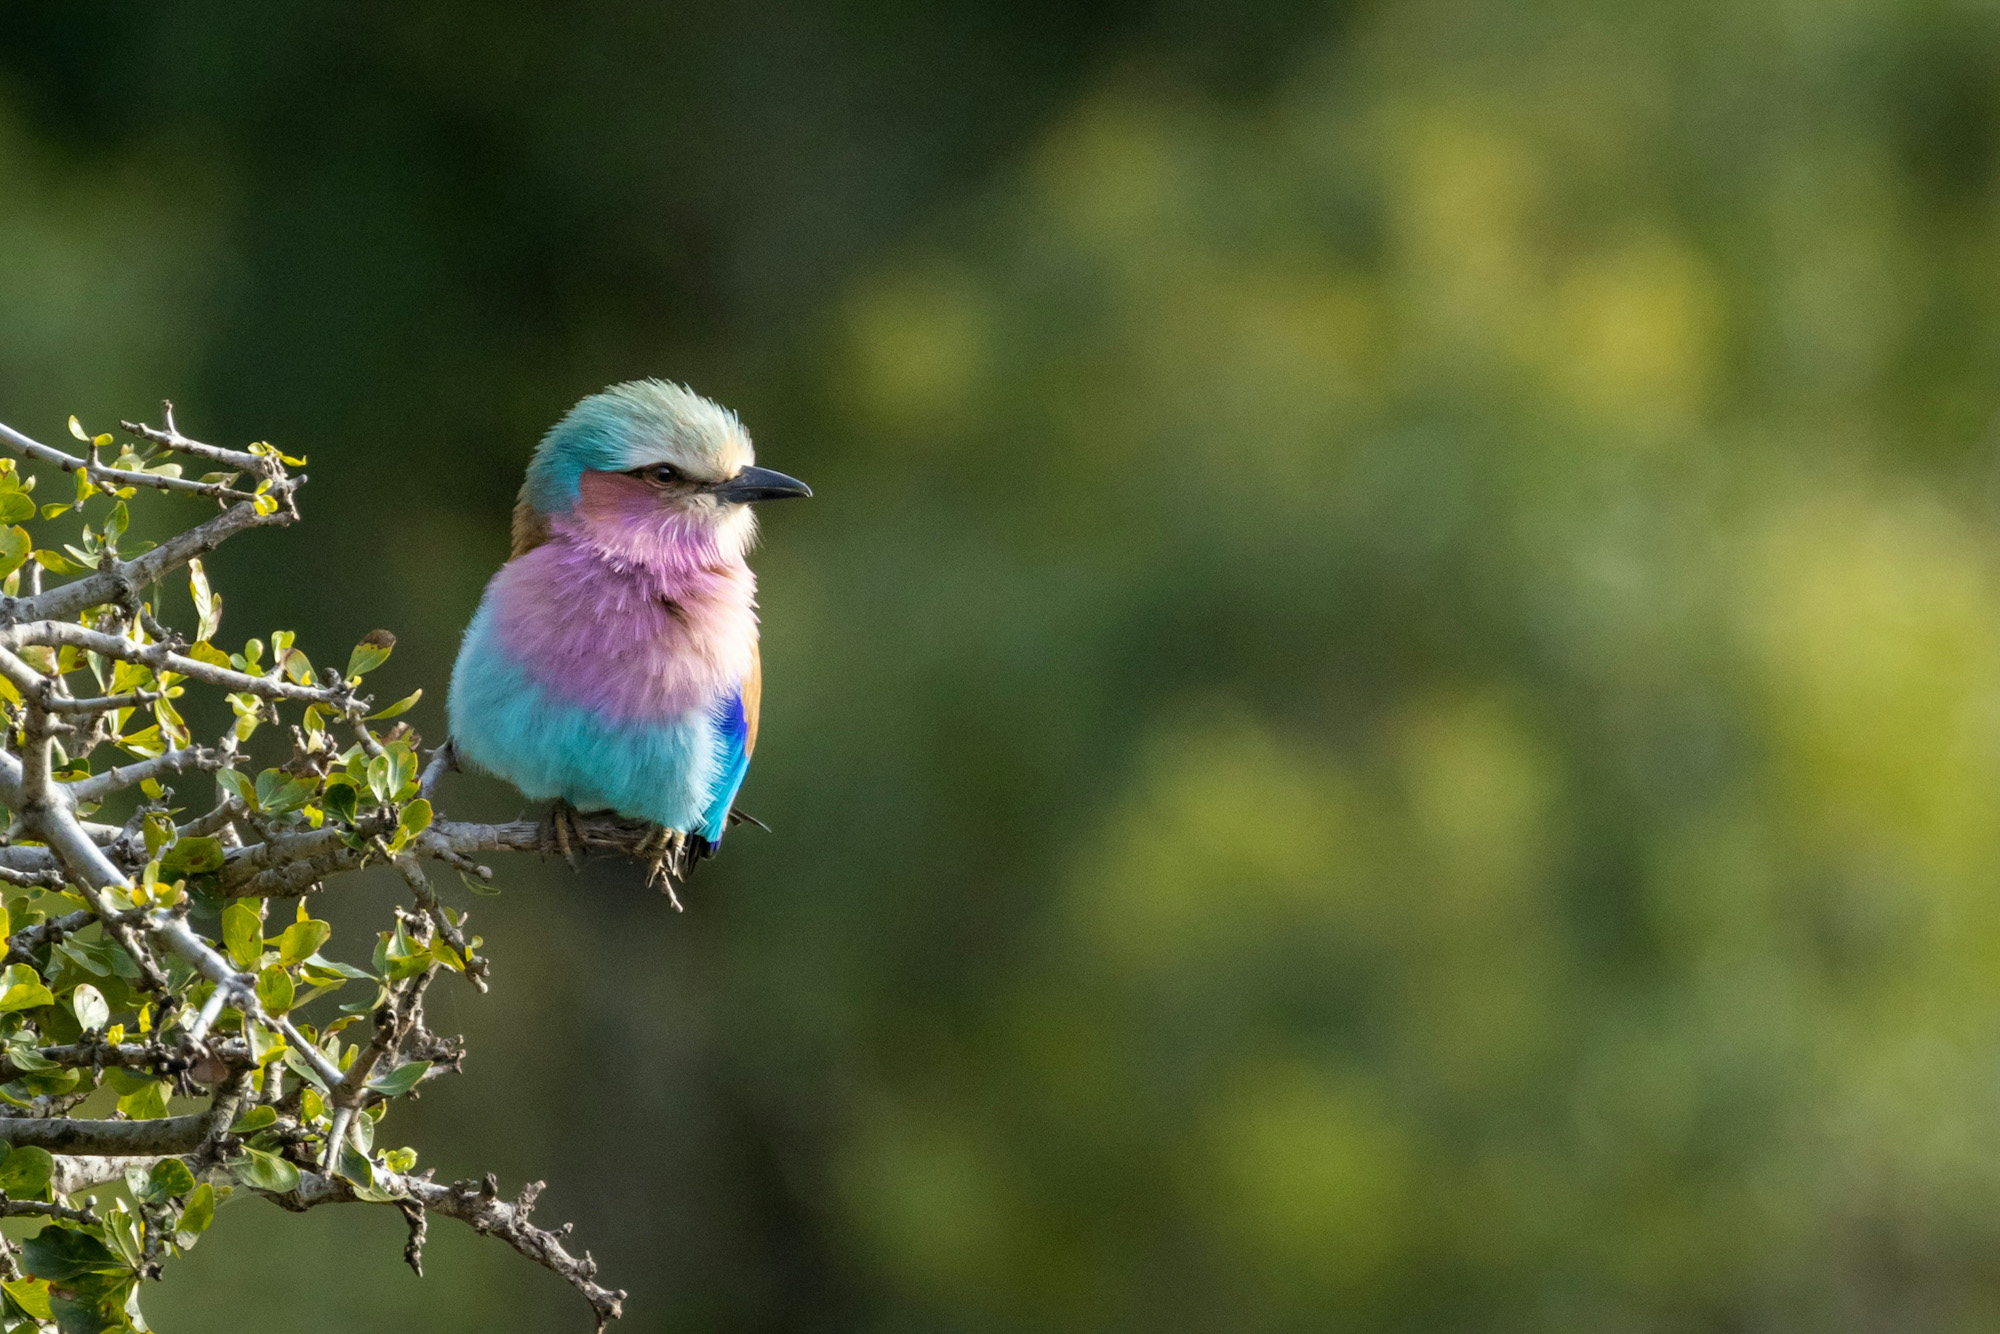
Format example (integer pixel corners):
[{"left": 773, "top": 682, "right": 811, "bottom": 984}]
[
  {"left": 0, "top": 420, "right": 259, "bottom": 503},
  {"left": 118, "top": 405, "right": 275, "bottom": 477}
]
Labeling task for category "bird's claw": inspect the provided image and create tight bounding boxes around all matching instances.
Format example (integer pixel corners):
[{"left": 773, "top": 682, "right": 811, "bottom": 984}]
[
  {"left": 636, "top": 825, "right": 688, "bottom": 910},
  {"left": 540, "top": 799, "right": 585, "bottom": 870}
]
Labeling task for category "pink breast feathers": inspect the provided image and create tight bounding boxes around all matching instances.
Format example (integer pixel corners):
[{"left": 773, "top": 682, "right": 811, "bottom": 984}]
[{"left": 486, "top": 513, "right": 758, "bottom": 724}]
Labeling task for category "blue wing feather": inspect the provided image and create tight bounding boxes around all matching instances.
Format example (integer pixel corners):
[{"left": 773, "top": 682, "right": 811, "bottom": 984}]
[{"left": 698, "top": 688, "right": 752, "bottom": 843}]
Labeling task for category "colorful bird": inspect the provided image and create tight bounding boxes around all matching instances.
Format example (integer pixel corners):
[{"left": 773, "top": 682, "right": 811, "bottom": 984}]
[{"left": 447, "top": 380, "right": 811, "bottom": 896}]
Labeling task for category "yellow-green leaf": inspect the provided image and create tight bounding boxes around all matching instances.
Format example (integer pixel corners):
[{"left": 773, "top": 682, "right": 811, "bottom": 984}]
[
  {"left": 367, "top": 688, "right": 422, "bottom": 720},
  {"left": 116, "top": 1079, "right": 170, "bottom": 1120},
  {"left": 189, "top": 558, "right": 222, "bottom": 642},
  {"left": 256, "top": 965, "right": 294, "bottom": 1016},
  {"left": 277, "top": 918, "right": 331, "bottom": 966},
  {"left": 221, "top": 901, "right": 261, "bottom": 968},
  {"left": 346, "top": 630, "right": 396, "bottom": 679},
  {"left": 0, "top": 525, "right": 29, "bottom": 581},
  {"left": 2, "top": 1276, "right": 51, "bottom": 1320},
  {"left": 0, "top": 964, "right": 52, "bottom": 1012}
]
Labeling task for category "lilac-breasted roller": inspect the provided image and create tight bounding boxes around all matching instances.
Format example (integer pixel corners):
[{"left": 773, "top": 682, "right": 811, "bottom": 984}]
[{"left": 446, "top": 380, "right": 811, "bottom": 889}]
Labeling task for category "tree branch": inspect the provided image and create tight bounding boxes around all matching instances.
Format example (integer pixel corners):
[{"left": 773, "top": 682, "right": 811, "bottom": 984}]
[
  {"left": 0, "top": 622, "right": 351, "bottom": 706},
  {"left": 273, "top": 1170, "right": 625, "bottom": 1330},
  {"left": 0, "top": 420, "right": 258, "bottom": 503},
  {"left": 118, "top": 405, "right": 274, "bottom": 477},
  {"left": 218, "top": 815, "right": 656, "bottom": 899},
  {"left": 65, "top": 745, "right": 225, "bottom": 804},
  {"left": 0, "top": 1078, "right": 245, "bottom": 1155}
]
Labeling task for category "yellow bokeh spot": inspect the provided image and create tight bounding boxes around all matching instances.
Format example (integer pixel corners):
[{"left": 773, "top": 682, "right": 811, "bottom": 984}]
[
  {"left": 1549, "top": 233, "right": 1722, "bottom": 433},
  {"left": 842, "top": 259, "right": 991, "bottom": 439},
  {"left": 1202, "top": 1058, "right": 1418, "bottom": 1292}
]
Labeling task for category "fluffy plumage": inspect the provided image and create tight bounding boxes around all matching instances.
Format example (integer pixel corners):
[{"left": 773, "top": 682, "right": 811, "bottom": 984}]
[{"left": 448, "top": 380, "right": 806, "bottom": 863}]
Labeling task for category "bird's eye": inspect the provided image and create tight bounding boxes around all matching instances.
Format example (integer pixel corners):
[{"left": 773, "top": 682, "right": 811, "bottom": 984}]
[{"left": 641, "top": 463, "right": 683, "bottom": 486}]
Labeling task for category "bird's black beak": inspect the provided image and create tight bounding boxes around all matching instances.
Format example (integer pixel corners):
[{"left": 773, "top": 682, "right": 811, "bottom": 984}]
[{"left": 710, "top": 465, "right": 813, "bottom": 504}]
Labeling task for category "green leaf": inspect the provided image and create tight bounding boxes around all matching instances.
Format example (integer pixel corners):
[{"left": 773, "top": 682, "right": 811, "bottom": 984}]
[
  {"left": 320, "top": 776, "right": 360, "bottom": 824},
  {"left": 229, "top": 1105, "right": 278, "bottom": 1135},
  {"left": 0, "top": 964, "right": 54, "bottom": 1013},
  {"left": 0, "top": 1145, "right": 52, "bottom": 1197},
  {"left": 100, "top": 1067, "right": 153, "bottom": 1096},
  {"left": 429, "top": 935, "right": 466, "bottom": 973},
  {"left": 22, "top": 1226, "right": 134, "bottom": 1329},
  {"left": 336, "top": 981, "right": 390, "bottom": 1017},
  {"left": 277, "top": 919, "right": 331, "bottom": 967},
  {"left": 300, "top": 953, "right": 371, "bottom": 983},
  {"left": 459, "top": 870, "right": 502, "bottom": 897},
  {"left": 281, "top": 648, "right": 315, "bottom": 685},
  {"left": 0, "top": 492, "right": 30, "bottom": 525},
  {"left": 188, "top": 557, "right": 223, "bottom": 643},
  {"left": 228, "top": 1146, "right": 299, "bottom": 1194},
  {"left": 159, "top": 835, "right": 224, "bottom": 878},
  {"left": 366, "top": 1061, "right": 431, "bottom": 1098},
  {"left": 22, "top": 1223, "right": 118, "bottom": 1285},
  {"left": 215, "top": 767, "right": 255, "bottom": 809},
  {"left": 221, "top": 901, "right": 261, "bottom": 968},
  {"left": 398, "top": 798, "right": 433, "bottom": 840},
  {"left": 68, "top": 983, "right": 107, "bottom": 1032},
  {"left": 115, "top": 724, "right": 165, "bottom": 759},
  {"left": 1, "top": 1277, "right": 52, "bottom": 1321},
  {"left": 176, "top": 1181, "right": 216, "bottom": 1245},
  {"left": 0, "top": 526, "right": 29, "bottom": 582},
  {"left": 365, "top": 753, "right": 393, "bottom": 804},
  {"left": 31, "top": 549, "right": 83, "bottom": 575},
  {"left": 140, "top": 1157, "right": 195, "bottom": 1204},
  {"left": 49, "top": 1290, "right": 128, "bottom": 1334},
  {"left": 345, "top": 630, "right": 396, "bottom": 679},
  {"left": 54, "top": 937, "right": 135, "bottom": 982},
  {"left": 141, "top": 811, "right": 175, "bottom": 859},
  {"left": 367, "top": 688, "right": 422, "bottom": 721},
  {"left": 100, "top": 1199, "right": 143, "bottom": 1270},
  {"left": 115, "top": 1080, "right": 170, "bottom": 1120},
  {"left": 280, "top": 1044, "right": 329, "bottom": 1091},
  {"left": 113, "top": 659, "right": 155, "bottom": 697},
  {"left": 255, "top": 965, "right": 294, "bottom": 1016},
  {"left": 245, "top": 1021, "right": 286, "bottom": 1068},
  {"left": 4, "top": 1040, "right": 57, "bottom": 1074},
  {"left": 386, "top": 745, "right": 418, "bottom": 801},
  {"left": 382, "top": 922, "right": 429, "bottom": 982},
  {"left": 255, "top": 770, "right": 317, "bottom": 815},
  {"left": 333, "top": 1138, "right": 401, "bottom": 1201}
]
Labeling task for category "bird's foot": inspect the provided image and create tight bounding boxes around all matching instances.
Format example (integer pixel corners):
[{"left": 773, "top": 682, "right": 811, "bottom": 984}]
[
  {"left": 540, "top": 799, "right": 586, "bottom": 870},
  {"left": 635, "top": 825, "right": 687, "bottom": 911}
]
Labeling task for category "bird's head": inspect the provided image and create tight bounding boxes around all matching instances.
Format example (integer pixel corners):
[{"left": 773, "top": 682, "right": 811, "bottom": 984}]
[{"left": 520, "top": 380, "right": 810, "bottom": 563}]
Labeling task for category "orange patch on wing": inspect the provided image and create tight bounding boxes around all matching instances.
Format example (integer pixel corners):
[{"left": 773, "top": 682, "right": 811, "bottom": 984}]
[
  {"left": 510, "top": 497, "right": 551, "bottom": 557},
  {"left": 743, "top": 645, "right": 762, "bottom": 758}
]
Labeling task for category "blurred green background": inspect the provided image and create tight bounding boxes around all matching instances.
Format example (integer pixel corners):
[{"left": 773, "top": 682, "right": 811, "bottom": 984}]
[{"left": 7, "top": 0, "right": 2000, "bottom": 1328}]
